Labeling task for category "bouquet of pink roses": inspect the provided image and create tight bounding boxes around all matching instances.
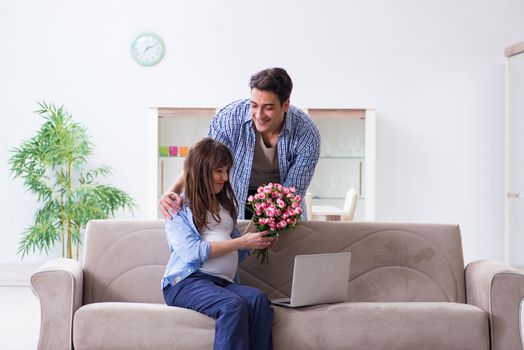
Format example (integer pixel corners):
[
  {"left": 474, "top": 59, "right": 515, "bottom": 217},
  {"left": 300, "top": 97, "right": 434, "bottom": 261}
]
[{"left": 246, "top": 183, "right": 303, "bottom": 264}]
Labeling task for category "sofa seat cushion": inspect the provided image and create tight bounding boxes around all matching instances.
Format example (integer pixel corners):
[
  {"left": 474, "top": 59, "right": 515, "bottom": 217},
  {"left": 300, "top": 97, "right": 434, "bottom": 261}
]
[
  {"left": 73, "top": 302, "right": 214, "bottom": 350},
  {"left": 273, "top": 302, "right": 489, "bottom": 350},
  {"left": 73, "top": 301, "right": 488, "bottom": 350}
]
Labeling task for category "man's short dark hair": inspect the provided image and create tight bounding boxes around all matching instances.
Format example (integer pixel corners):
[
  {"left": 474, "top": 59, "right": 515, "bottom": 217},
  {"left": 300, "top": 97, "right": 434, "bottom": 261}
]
[{"left": 249, "top": 68, "right": 293, "bottom": 105}]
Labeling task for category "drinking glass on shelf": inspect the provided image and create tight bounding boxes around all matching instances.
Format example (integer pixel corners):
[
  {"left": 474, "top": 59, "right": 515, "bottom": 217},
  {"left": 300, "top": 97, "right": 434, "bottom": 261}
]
[
  {"left": 159, "top": 146, "right": 169, "bottom": 157},
  {"left": 336, "top": 138, "right": 346, "bottom": 157},
  {"left": 344, "top": 137, "right": 354, "bottom": 157},
  {"left": 168, "top": 146, "right": 178, "bottom": 157},
  {"left": 353, "top": 137, "right": 364, "bottom": 157},
  {"left": 349, "top": 137, "right": 362, "bottom": 157},
  {"left": 179, "top": 146, "right": 189, "bottom": 157},
  {"left": 324, "top": 142, "right": 334, "bottom": 157}
]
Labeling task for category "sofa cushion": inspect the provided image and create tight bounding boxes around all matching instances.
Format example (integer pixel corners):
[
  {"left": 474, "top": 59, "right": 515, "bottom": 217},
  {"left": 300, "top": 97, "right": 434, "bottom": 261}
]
[
  {"left": 272, "top": 302, "right": 489, "bottom": 350},
  {"left": 73, "top": 302, "right": 214, "bottom": 350},
  {"left": 73, "top": 301, "right": 488, "bottom": 350}
]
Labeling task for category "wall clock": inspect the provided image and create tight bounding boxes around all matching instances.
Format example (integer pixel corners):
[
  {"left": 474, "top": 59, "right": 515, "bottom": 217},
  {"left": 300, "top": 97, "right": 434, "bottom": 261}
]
[{"left": 130, "top": 32, "right": 165, "bottom": 66}]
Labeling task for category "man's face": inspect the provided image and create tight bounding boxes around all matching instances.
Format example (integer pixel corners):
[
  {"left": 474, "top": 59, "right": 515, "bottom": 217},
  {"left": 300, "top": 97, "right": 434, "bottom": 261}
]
[{"left": 250, "top": 88, "right": 289, "bottom": 135}]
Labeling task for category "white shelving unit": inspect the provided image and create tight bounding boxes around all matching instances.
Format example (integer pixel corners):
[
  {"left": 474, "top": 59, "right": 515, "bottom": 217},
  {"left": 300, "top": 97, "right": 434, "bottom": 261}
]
[{"left": 147, "top": 107, "right": 375, "bottom": 221}]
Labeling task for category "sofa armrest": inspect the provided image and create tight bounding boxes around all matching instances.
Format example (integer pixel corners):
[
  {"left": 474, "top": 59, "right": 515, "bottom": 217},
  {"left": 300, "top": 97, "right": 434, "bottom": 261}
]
[
  {"left": 465, "top": 259, "right": 524, "bottom": 350},
  {"left": 30, "top": 258, "right": 83, "bottom": 350}
]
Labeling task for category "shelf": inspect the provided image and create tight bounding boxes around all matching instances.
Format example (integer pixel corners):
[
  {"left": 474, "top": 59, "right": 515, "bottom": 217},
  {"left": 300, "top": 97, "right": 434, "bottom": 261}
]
[
  {"left": 319, "top": 156, "right": 364, "bottom": 160},
  {"left": 313, "top": 196, "right": 366, "bottom": 200},
  {"left": 160, "top": 156, "right": 363, "bottom": 160}
]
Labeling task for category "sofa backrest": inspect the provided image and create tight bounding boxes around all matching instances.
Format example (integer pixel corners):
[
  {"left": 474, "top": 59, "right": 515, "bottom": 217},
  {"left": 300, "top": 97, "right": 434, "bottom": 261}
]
[
  {"left": 237, "top": 221, "right": 466, "bottom": 303},
  {"left": 82, "top": 220, "right": 466, "bottom": 305},
  {"left": 83, "top": 219, "right": 168, "bottom": 305}
]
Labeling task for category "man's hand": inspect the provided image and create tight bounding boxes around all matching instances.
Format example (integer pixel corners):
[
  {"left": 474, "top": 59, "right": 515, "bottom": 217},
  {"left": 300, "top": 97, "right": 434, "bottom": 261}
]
[{"left": 159, "top": 192, "right": 182, "bottom": 219}]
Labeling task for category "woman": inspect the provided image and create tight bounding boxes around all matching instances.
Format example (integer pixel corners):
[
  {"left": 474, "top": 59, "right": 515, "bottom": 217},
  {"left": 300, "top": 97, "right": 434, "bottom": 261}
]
[{"left": 162, "top": 138, "right": 276, "bottom": 350}]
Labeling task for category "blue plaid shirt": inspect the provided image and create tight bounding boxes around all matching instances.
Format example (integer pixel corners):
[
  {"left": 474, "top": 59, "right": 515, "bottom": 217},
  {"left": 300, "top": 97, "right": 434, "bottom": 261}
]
[{"left": 208, "top": 99, "right": 321, "bottom": 219}]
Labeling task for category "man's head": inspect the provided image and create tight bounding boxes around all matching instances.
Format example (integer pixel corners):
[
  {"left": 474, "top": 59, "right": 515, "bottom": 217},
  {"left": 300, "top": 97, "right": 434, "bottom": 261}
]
[
  {"left": 249, "top": 68, "right": 293, "bottom": 135},
  {"left": 249, "top": 67, "right": 293, "bottom": 105}
]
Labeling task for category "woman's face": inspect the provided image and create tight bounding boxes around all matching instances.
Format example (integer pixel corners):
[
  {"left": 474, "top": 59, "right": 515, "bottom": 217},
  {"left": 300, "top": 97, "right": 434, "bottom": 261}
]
[{"left": 211, "top": 165, "right": 229, "bottom": 194}]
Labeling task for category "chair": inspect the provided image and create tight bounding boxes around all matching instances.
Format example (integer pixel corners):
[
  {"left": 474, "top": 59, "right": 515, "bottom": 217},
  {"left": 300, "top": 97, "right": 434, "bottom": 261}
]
[
  {"left": 307, "top": 188, "right": 358, "bottom": 221},
  {"left": 305, "top": 191, "right": 314, "bottom": 220},
  {"left": 340, "top": 188, "right": 358, "bottom": 221}
]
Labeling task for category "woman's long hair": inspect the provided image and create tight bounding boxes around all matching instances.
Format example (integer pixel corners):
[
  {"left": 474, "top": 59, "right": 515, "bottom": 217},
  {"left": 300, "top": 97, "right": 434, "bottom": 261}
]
[{"left": 183, "top": 138, "right": 237, "bottom": 232}]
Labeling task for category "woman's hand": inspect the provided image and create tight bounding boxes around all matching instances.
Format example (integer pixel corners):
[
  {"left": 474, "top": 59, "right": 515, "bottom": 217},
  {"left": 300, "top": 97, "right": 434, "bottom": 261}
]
[
  {"left": 241, "top": 231, "right": 277, "bottom": 250},
  {"left": 209, "top": 230, "right": 277, "bottom": 259},
  {"left": 159, "top": 192, "right": 182, "bottom": 219},
  {"left": 267, "top": 234, "right": 279, "bottom": 248}
]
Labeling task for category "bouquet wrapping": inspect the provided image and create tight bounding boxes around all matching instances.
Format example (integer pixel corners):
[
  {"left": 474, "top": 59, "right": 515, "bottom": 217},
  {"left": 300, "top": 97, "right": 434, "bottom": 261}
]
[{"left": 246, "top": 183, "right": 303, "bottom": 264}]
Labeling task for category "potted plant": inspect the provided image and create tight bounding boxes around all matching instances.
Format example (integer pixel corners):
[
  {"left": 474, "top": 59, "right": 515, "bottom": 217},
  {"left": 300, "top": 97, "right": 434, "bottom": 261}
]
[{"left": 9, "top": 102, "right": 136, "bottom": 259}]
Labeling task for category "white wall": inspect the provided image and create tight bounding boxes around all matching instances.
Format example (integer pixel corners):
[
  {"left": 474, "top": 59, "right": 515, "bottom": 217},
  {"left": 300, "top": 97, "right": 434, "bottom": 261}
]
[{"left": 1, "top": 0, "right": 523, "bottom": 264}]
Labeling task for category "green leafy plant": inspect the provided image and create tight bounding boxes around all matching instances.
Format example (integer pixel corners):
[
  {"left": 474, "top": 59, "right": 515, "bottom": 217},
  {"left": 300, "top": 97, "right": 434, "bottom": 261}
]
[{"left": 9, "top": 102, "right": 136, "bottom": 259}]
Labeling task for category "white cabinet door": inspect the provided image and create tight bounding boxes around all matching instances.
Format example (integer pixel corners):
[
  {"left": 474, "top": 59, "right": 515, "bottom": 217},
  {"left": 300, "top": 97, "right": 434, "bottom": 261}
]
[
  {"left": 307, "top": 109, "right": 375, "bottom": 221},
  {"left": 506, "top": 44, "right": 524, "bottom": 265}
]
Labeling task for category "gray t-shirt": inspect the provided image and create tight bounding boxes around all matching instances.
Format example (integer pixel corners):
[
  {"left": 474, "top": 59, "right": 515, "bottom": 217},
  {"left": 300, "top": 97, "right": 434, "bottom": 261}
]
[{"left": 249, "top": 131, "right": 280, "bottom": 190}]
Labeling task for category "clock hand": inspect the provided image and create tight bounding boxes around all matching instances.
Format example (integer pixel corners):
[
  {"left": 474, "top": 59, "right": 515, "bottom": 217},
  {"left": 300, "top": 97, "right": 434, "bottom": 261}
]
[{"left": 143, "top": 45, "right": 155, "bottom": 53}]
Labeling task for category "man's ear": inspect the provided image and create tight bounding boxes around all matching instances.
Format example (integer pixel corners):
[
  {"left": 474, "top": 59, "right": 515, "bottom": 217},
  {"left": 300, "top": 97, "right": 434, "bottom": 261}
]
[{"left": 282, "top": 99, "right": 290, "bottom": 112}]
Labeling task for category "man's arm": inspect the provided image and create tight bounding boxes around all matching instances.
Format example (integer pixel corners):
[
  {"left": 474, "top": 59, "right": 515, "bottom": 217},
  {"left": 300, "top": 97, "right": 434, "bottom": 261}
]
[
  {"left": 282, "top": 126, "right": 321, "bottom": 219},
  {"left": 283, "top": 134, "right": 321, "bottom": 197}
]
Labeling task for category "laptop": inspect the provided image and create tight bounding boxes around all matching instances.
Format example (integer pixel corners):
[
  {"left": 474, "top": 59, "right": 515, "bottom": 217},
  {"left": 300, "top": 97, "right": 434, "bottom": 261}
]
[{"left": 271, "top": 252, "right": 351, "bottom": 308}]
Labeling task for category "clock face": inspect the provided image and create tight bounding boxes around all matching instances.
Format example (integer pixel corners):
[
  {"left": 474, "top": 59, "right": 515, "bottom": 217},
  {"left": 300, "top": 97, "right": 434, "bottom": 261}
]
[{"left": 131, "top": 33, "right": 165, "bottom": 66}]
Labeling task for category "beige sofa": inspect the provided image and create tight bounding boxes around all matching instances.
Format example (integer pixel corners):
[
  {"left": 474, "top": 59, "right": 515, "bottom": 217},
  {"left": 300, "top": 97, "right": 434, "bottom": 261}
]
[{"left": 31, "top": 220, "right": 524, "bottom": 350}]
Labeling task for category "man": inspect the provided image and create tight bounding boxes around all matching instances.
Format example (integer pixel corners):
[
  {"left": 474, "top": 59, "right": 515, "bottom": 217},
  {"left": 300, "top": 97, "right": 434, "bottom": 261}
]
[{"left": 160, "top": 67, "right": 320, "bottom": 219}]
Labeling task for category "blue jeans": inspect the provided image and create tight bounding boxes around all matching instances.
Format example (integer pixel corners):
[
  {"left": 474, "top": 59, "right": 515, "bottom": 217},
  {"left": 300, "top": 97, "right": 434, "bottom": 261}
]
[{"left": 163, "top": 271, "right": 273, "bottom": 350}]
